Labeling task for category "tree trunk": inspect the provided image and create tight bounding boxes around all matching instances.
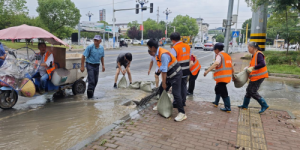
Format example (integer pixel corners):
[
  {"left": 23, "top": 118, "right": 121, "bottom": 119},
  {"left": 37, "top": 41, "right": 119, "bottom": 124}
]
[{"left": 286, "top": 7, "right": 289, "bottom": 55}]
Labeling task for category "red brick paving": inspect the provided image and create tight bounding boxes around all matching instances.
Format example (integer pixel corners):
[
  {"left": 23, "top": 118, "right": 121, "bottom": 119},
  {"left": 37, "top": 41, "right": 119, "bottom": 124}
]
[{"left": 84, "top": 101, "right": 300, "bottom": 150}]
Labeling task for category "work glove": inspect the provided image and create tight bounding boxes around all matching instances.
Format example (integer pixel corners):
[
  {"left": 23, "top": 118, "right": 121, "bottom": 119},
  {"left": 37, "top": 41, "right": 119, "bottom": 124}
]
[{"left": 246, "top": 67, "right": 254, "bottom": 73}]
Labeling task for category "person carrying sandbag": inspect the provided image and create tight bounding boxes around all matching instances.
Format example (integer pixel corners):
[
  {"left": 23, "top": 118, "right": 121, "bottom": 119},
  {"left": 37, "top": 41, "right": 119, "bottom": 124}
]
[
  {"left": 237, "top": 42, "right": 269, "bottom": 114},
  {"left": 147, "top": 39, "right": 186, "bottom": 122},
  {"left": 114, "top": 53, "right": 132, "bottom": 88},
  {"left": 204, "top": 43, "right": 234, "bottom": 113}
]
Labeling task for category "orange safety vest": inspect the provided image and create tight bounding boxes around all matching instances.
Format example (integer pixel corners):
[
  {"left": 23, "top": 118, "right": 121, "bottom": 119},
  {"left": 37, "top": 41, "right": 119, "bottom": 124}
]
[
  {"left": 213, "top": 52, "right": 233, "bottom": 83},
  {"left": 156, "top": 47, "right": 181, "bottom": 79},
  {"left": 190, "top": 59, "right": 201, "bottom": 76},
  {"left": 173, "top": 41, "right": 191, "bottom": 76},
  {"left": 35, "top": 51, "right": 56, "bottom": 80},
  {"left": 249, "top": 51, "right": 269, "bottom": 81}
]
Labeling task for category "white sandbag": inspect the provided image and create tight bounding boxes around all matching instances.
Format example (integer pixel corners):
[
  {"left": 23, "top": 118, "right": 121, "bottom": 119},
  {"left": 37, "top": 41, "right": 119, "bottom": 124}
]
[
  {"left": 140, "top": 81, "right": 153, "bottom": 92},
  {"left": 118, "top": 75, "right": 127, "bottom": 88},
  {"left": 234, "top": 69, "right": 249, "bottom": 88},
  {"left": 129, "top": 81, "right": 141, "bottom": 89},
  {"left": 157, "top": 90, "right": 173, "bottom": 118}
]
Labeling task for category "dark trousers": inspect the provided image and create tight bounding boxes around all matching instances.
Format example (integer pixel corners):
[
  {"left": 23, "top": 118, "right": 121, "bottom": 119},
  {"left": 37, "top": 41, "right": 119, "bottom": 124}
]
[
  {"left": 188, "top": 70, "right": 200, "bottom": 94},
  {"left": 246, "top": 78, "right": 265, "bottom": 100},
  {"left": 181, "top": 77, "right": 187, "bottom": 105},
  {"left": 158, "top": 71, "right": 185, "bottom": 114},
  {"left": 215, "top": 82, "right": 228, "bottom": 98},
  {"left": 86, "top": 62, "right": 100, "bottom": 91}
]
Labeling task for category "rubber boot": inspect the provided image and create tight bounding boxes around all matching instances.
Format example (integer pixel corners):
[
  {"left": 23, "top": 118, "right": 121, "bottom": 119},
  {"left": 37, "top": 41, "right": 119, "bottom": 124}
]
[
  {"left": 220, "top": 96, "right": 231, "bottom": 113},
  {"left": 238, "top": 97, "right": 251, "bottom": 110},
  {"left": 212, "top": 94, "right": 221, "bottom": 107},
  {"left": 257, "top": 97, "right": 269, "bottom": 114},
  {"left": 87, "top": 90, "right": 94, "bottom": 99}
]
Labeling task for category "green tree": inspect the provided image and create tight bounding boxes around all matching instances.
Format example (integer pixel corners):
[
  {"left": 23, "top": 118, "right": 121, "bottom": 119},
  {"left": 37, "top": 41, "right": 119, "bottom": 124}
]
[
  {"left": 241, "top": 18, "right": 252, "bottom": 39},
  {"left": 36, "top": 0, "right": 81, "bottom": 37},
  {"left": 216, "top": 34, "right": 225, "bottom": 43},
  {"left": 171, "top": 15, "right": 199, "bottom": 37},
  {"left": 0, "top": 0, "right": 28, "bottom": 29},
  {"left": 267, "top": 6, "right": 299, "bottom": 54},
  {"left": 128, "top": 20, "right": 140, "bottom": 29},
  {"left": 245, "top": 0, "right": 300, "bottom": 12}
]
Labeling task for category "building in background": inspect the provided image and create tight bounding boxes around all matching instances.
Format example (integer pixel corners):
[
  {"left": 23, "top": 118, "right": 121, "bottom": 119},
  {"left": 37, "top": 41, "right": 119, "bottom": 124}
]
[
  {"left": 194, "top": 18, "right": 209, "bottom": 43},
  {"left": 99, "top": 9, "right": 106, "bottom": 22}
]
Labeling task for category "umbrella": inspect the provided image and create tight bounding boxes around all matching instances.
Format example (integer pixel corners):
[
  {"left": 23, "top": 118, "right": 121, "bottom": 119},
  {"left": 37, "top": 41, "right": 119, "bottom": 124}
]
[{"left": 0, "top": 24, "right": 69, "bottom": 46}]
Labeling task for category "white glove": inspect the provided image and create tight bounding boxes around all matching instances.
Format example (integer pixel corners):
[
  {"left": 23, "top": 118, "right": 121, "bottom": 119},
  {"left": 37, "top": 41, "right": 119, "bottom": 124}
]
[
  {"left": 247, "top": 67, "right": 254, "bottom": 73},
  {"left": 243, "top": 66, "right": 249, "bottom": 70}
]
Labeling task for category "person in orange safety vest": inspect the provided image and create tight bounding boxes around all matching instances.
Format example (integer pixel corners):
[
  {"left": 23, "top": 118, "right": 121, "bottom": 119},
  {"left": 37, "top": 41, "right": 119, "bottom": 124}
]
[
  {"left": 204, "top": 43, "right": 234, "bottom": 113},
  {"left": 32, "top": 42, "right": 55, "bottom": 94},
  {"left": 187, "top": 54, "right": 201, "bottom": 95},
  {"left": 238, "top": 42, "right": 269, "bottom": 114}
]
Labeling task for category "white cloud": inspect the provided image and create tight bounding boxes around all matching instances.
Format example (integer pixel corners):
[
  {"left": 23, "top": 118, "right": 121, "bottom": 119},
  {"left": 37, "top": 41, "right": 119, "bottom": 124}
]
[{"left": 26, "top": 0, "right": 253, "bottom": 29}]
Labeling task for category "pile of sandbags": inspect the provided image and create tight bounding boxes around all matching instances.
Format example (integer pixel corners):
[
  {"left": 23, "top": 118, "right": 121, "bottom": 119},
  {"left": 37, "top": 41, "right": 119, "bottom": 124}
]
[{"left": 128, "top": 81, "right": 154, "bottom": 92}]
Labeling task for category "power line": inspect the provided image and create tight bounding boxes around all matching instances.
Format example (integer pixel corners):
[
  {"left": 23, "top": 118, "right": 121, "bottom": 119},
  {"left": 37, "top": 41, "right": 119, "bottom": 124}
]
[{"left": 79, "top": 0, "right": 134, "bottom": 10}]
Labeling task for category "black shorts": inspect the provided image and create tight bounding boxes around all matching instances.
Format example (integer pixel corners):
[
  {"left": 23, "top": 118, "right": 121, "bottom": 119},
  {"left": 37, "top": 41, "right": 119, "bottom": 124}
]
[
  {"left": 155, "top": 71, "right": 161, "bottom": 76},
  {"left": 116, "top": 63, "right": 128, "bottom": 69}
]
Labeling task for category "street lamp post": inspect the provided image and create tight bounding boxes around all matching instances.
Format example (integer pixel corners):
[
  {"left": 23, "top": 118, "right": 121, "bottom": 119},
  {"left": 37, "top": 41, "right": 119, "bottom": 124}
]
[
  {"left": 163, "top": 8, "right": 172, "bottom": 40},
  {"left": 86, "top": 11, "right": 93, "bottom": 21},
  {"left": 113, "top": 0, "right": 116, "bottom": 48},
  {"left": 136, "top": 0, "right": 149, "bottom": 45}
]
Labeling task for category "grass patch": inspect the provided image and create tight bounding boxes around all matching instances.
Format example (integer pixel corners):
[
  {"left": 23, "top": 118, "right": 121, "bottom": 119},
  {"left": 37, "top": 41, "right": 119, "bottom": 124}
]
[{"left": 268, "top": 65, "right": 300, "bottom": 76}]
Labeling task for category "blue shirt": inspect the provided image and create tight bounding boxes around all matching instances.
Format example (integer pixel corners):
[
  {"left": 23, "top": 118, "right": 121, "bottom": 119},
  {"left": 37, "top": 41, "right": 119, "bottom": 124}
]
[
  {"left": 83, "top": 44, "right": 104, "bottom": 64},
  {"left": 0, "top": 44, "right": 6, "bottom": 67},
  {"left": 155, "top": 47, "right": 171, "bottom": 73}
]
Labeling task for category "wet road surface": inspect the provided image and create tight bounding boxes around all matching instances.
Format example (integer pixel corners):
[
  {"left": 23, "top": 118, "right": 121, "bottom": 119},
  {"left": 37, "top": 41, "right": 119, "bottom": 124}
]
[
  {"left": 1, "top": 46, "right": 300, "bottom": 149},
  {"left": 0, "top": 46, "right": 214, "bottom": 150}
]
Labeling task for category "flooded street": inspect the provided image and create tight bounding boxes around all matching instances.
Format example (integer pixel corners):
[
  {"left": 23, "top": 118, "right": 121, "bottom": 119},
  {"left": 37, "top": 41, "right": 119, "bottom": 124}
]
[{"left": 1, "top": 46, "right": 300, "bottom": 149}]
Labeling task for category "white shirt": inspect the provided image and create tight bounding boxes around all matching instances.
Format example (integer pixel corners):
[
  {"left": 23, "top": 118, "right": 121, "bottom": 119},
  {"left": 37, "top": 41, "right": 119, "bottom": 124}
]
[
  {"left": 151, "top": 56, "right": 159, "bottom": 72},
  {"left": 215, "top": 55, "right": 222, "bottom": 68},
  {"left": 39, "top": 53, "right": 54, "bottom": 76}
]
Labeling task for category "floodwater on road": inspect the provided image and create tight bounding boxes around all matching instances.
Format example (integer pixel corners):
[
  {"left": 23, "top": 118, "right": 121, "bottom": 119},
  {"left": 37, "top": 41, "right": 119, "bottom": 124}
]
[
  {"left": 0, "top": 73, "right": 153, "bottom": 150},
  {"left": 189, "top": 71, "right": 300, "bottom": 127}
]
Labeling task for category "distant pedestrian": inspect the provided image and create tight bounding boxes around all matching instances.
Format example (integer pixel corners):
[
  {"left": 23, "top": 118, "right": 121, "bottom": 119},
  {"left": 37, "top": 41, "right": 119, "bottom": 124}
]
[
  {"left": 238, "top": 42, "right": 269, "bottom": 114},
  {"left": 0, "top": 42, "right": 6, "bottom": 68},
  {"left": 187, "top": 54, "right": 201, "bottom": 95},
  {"left": 204, "top": 43, "right": 234, "bottom": 113},
  {"left": 148, "top": 56, "right": 160, "bottom": 88},
  {"left": 114, "top": 53, "right": 132, "bottom": 88},
  {"left": 81, "top": 35, "right": 105, "bottom": 99}
]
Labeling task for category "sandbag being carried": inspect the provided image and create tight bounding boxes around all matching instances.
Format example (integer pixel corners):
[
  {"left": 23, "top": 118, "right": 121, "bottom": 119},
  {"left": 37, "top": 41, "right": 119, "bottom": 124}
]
[
  {"left": 157, "top": 90, "right": 173, "bottom": 118},
  {"left": 140, "top": 81, "right": 153, "bottom": 92},
  {"left": 118, "top": 75, "right": 127, "bottom": 88},
  {"left": 129, "top": 81, "right": 141, "bottom": 89},
  {"left": 234, "top": 69, "right": 249, "bottom": 88}
]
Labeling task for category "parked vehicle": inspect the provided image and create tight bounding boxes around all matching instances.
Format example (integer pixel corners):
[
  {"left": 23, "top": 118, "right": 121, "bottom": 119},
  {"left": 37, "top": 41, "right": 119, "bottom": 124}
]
[
  {"left": 194, "top": 43, "right": 204, "bottom": 49},
  {"left": 180, "top": 36, "right": 193, "bottom": 48},
  {"left": 289, "top": 44, "right": 296, "bottom": 49},
  {"left": 132, "top": 40, "right": 141, "bottom": 45},
  {"left": 204, "top": 43, "right": 214, "bottom": 51},
  {"left": 119, "top": 39, "right": 128, "bottom": 47},
  {"left": 143, "top": 39, "right": 149, "bottom": 43},
  {"left": 124, "top": 39, "right": 132, "bottom": 44}
]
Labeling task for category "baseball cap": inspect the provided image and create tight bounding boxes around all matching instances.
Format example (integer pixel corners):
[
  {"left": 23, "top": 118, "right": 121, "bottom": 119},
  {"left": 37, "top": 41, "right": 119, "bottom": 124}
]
[
  {"left": 93, "top": 35, "right": 102, "bottom": 40},
  {"left": 213, "top": 43, "right": 224, "bottom": 51}
]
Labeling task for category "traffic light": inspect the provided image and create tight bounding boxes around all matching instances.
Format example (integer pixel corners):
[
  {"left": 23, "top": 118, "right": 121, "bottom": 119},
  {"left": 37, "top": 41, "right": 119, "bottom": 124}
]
[
  {"left": 150, "top": 3, "right": 153, "bottom": 13},
  {"left": 136, "top": 4, "right": 139, "bottom": 14}
]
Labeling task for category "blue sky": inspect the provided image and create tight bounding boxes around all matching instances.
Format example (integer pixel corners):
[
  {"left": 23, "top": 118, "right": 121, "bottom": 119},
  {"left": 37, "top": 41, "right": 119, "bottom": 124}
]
[{"left": 26, "top": 0, "right": 253, "bottom": 29}]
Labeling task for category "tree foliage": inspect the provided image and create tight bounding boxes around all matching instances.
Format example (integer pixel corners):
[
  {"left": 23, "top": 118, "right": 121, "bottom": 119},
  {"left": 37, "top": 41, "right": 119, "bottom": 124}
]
[
  {"left": 245, "top": 0, "right": 300, "bottom": 12},
  {"left": 0, "top": 0, "right": 28, "bottom": 29},
  {"left": 171, "top": 15, "right": 199, "bottom": 37},
  {"left": 127, "top": 27, "right": 141, "bottom": 40},
  {"left": 36, "top": 0, "right": 81, "bottom": 34},
  {"left": 128, "top": 21, "right": 140, "bottom": 29},
  {"left": 241, "top": 18, "right": 252, "bottom": 39},
  {"left": 216, "top": 34, "right": 225, "bottom": 43}
]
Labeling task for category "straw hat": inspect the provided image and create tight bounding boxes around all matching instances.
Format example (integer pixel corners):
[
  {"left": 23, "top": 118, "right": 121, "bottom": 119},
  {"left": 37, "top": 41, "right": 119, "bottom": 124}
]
[{"left": 20, "top": 78, "right": 36, "bottom": 97}]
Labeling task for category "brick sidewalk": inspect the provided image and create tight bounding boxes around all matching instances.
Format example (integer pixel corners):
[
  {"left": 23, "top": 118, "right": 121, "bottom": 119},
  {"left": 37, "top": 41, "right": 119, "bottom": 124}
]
[{"left": 83, "top": 101, "right": 300, "bottom": 150}]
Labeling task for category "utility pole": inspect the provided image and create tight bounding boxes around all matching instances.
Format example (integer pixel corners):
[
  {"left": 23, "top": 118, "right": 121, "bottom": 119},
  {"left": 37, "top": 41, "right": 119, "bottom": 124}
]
[
  {"left": 250, "top": 2, "right": 268, "bottom": 51},
  {"left": 113, "top": 0, "right": 116, "bottom": 48},
  {"left": 86, "top": 11, "right": 93, "bottom": 21},
  {"left": 137, "top": 0, "right": 149, "bottom": 45},
  {"left": 163, "top": 8, "right": 172, "bottom": 40},
  {"left": 233, "top": 0, "right": 240, "bottom": 47},
  {"left": 246, "top": 23, "right": 248, "bottom": 44},
  {"left": 157, "top": 6, "right": 159, "bottom": 23},
  {"left": 224, "top": 0, "right": 234, "bottom": 53}
]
